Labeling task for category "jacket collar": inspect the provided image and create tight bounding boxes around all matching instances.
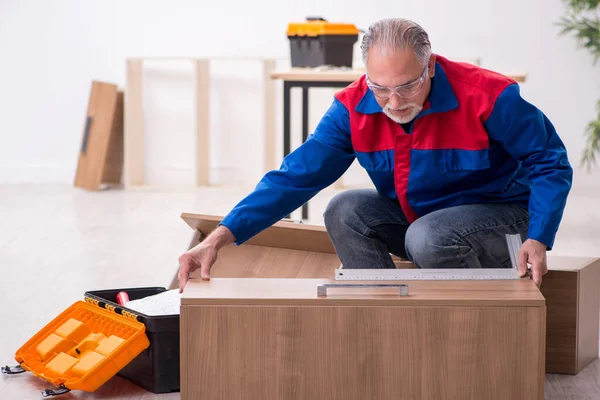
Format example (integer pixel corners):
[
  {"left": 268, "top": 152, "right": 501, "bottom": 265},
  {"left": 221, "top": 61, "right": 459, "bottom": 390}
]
[{"left": 355, "top": 61, "right": 458, "bottom": 116}]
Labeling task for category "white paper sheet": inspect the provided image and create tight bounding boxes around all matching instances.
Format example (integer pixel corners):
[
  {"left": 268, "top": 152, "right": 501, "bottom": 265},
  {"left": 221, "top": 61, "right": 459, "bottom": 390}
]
[{"left": 124, "top": 289, "right": 181, "bottom": 316}]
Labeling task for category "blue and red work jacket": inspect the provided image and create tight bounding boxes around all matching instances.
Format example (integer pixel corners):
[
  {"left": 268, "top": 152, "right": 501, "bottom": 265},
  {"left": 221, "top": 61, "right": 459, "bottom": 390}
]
[{"left": 221, "top": 55, "right": 573, "bottom": 249}]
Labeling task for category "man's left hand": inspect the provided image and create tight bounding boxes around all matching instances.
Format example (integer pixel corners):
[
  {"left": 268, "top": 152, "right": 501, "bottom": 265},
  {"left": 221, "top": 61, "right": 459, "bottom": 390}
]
[{"left": 518, "top": 238, "right": 548, "bottom": 287}]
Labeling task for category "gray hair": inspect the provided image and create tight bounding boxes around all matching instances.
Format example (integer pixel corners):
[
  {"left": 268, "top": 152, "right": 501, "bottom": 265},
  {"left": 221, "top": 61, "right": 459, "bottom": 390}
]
[{"left": 360, "top": 18, "right": 432, "bottom": 67}]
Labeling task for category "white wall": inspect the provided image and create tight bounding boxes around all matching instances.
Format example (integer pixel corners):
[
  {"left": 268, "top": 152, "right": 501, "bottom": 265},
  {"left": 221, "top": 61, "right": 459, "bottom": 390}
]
[{"left": 0, "top": 0, "right": 598, "bottom": 188}]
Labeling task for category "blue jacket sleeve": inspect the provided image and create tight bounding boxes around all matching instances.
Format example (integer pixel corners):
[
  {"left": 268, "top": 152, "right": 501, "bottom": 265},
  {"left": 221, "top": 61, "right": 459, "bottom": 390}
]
[
  {"left": 485, "top": 83, "right": 573, "bottom": 249},
  {"left": 219, "top": 98, "right": 355, "bottom": 245}
]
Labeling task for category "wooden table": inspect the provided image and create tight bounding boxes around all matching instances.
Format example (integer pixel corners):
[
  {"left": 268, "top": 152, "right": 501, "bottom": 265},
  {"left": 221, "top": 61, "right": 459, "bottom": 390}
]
[
  {"left": 269, "top": 68, "right": 528, "bottom": 220},
  {"left": 270, "top": 68, "right": 528, "bottom": 83}
]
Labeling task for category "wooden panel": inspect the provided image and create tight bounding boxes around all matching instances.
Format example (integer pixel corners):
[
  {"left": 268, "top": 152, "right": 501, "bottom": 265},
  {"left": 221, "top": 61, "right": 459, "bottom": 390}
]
[
  {"left": 542, "top": 258, "right": 600, "bottom": 374},
  {"left": 392, "top": 254, "right": 415, "bottom": 268},
  {"left": 181, "top": 304, "right": 545, "bottom": 400},
  {"left": 169, "top": 241, "right": 340, "bottom": 291},
  {"left": 578, "top": 259, "right": 600, "bottom": 372},
  {"left": 182, "top": 278, "right": 545, "bottom": 307},
  {"left": 171, "top": 230, "right": 418, "bottom": 292},
  {"left": 194, "top": 60, "right": 210, "bottom": 186},
  {"left": 541, "top": 269, "right": 579, "bottom": 374},
  {"left": 172, "top": 219, "right": 414, "bottom": 289},
  {"left": 124, "top": 59, "right": 144, "bottom": 186},
  {"left": 180, "top": 213, "right": 336, "bottom": 253},
  {"left": 101, "top": 90, "right": 124, "bottom": 184},
  {"left": 74, "top": 81, "right": 121, "bottom": 190},
  {"left": 208, "top": 244, "right": 340, "bottom": 278}
]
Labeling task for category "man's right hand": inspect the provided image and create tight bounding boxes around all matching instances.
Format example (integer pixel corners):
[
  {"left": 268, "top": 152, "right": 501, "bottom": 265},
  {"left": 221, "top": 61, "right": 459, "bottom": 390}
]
[{"left": 177, "top": 226, "right": 235, "bottom": 293}]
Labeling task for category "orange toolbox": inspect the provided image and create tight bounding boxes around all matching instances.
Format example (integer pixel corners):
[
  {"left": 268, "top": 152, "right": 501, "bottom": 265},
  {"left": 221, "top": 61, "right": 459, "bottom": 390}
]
[
  {"left": 287, "top": 17, "right": 360, "bottom": 67},
  {"left": 2, "top": 298, "right": 151, "bottom": 396}
]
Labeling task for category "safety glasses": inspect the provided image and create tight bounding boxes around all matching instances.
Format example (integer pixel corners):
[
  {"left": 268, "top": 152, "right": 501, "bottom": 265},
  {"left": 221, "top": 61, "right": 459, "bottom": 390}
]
[{"left": 366, "top": 63, "right": 429, "bottom": 99}]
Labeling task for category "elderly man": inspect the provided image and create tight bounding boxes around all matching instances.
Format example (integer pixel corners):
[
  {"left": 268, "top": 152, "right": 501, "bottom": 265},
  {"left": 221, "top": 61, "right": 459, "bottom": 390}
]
[{"left": 178, "top": 18, "right": 572, "bottom": 291}]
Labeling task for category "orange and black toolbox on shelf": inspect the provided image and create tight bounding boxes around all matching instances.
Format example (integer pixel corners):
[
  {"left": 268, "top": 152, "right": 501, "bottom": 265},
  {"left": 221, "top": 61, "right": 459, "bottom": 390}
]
[
  {"left": 2, "top": 286, "right": 180, "bottom": 396},
  {"left": 287, "top": 17, "right": 360, "bottom": 68}
]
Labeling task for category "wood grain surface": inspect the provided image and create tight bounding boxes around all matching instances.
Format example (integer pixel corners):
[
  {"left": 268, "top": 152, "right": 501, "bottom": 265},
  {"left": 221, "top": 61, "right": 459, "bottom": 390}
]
[{"left": 181, "top": 304, "right": 545, "bottom": 400}]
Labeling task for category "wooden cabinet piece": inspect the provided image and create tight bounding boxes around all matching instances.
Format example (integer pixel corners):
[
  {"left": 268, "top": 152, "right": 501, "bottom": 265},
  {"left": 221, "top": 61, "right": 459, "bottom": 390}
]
[
  {"left": 175, "top": 213, "right": 600, "bottom": 387},
  {"left": 542, "top": 257, "right": 600, "bottom": 374},
  {"left": 181, "top": 278, "right": 546, "bottom": 400}
]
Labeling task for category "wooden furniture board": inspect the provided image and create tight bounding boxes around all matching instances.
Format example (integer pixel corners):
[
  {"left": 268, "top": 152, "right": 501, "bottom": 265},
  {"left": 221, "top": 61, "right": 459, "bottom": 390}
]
[
  {"left": 542, "top": 257, "right": 600, "bottom": 374},
  {"left": 74, "top": 81, "right": 124, "bottom": 190},
  {"left": 182, "top": 277, "right": 544, "bottom": 307},
  {"left": 181, "top": 213, "right": 335, "bottom": 253},
  {"left": 176, "top": 213, "right": 600, "bottom": 377},
  {"left": 180, "top": 277, "right": 545, "bottom": 400},
  {"left": 172, "top": 214, "right": 413, "bottom": 288},
  {"left": 170, "top": 214, "right": 342, "bottom": 290}
]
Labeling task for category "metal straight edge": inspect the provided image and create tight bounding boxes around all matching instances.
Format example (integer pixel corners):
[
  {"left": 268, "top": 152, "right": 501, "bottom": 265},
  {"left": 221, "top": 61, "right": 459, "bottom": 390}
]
[
  {"left": 334, "top": 268, "right": 521, "bottom": 281},
  {"left": 505, "top": 233, "right": 523, "bottom": 270}
]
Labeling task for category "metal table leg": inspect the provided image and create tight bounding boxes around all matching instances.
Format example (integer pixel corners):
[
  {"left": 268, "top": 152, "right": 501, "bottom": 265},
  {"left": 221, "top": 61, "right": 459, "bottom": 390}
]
[
  {"left": 283, "top": 81, "right": 292, "bottom": 219},
  {"left": 301, "top": 86, "right": 309, "bottom": 220},
  {"left": 283, "top": 81, "right": 291, "bottom": 157}
]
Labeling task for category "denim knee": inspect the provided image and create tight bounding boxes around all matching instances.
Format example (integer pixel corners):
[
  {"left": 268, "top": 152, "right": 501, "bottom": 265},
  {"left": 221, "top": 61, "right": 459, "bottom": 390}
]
[
  {"left": 405, "top": 221, "right": 456, "bottom": 268},
  {"left": 323, "top": 190, "right": 363, "bottom": 234}
]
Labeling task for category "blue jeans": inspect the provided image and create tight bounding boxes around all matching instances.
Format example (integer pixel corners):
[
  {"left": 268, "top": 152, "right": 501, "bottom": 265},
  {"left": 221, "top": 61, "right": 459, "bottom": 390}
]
[{"left": 323, "top": 189, "right": 529, "bottom": 269}]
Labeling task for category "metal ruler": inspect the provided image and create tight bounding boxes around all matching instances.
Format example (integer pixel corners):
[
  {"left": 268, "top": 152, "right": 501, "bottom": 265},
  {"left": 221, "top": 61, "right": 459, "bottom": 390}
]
[{"left": 334, "top": 234, "right": 524, "bottom": 281}]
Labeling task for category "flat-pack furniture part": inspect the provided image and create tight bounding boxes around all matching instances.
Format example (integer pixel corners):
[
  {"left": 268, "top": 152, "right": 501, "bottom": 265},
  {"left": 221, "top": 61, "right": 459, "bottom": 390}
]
[
  {"left": 542, "top": 256, "right": 600, "bottom": 374},
  {"left": 180, "top": 277, "right": 546, "bottom": 400},
  {"left": 175, "top": 214, "right": 549, "bottom": 399},
  {"left": 174, "top": 213, "right": 600, "bottom": 377},
  {"left": 74, "top": 81, "right": 124, "bottom": 191}
]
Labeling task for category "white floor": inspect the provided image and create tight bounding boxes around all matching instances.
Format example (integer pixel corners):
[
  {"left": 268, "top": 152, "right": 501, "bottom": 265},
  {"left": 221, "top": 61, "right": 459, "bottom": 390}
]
[{"left": 1, "top": 183, "right": 599, "bottom": 399}]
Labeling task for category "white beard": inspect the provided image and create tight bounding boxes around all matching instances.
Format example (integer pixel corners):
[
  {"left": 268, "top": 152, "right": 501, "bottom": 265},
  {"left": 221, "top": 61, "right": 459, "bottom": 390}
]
[{"left": 383, "top": 103, "right": 423, "bottom": 124}]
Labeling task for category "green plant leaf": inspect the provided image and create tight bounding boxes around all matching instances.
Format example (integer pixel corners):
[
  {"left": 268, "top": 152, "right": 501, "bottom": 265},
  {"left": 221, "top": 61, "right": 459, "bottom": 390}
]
[
  {"left": 557, "top": 13, "right": 600, "bottom": 63},
  {"left": 581, "top": 100, "right": 600, "bottom": 171},
  {"left": 562, "top": 0, "right": 600, "bottom": 13},
  {"left": 559, "top": 1, "right": 600, "bottom": 171}
]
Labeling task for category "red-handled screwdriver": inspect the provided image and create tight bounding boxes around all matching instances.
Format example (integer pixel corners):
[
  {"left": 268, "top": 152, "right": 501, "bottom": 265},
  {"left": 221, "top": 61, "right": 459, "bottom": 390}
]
[{"left": 116, "top": 291, "right": 130, "bottom": 306}]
